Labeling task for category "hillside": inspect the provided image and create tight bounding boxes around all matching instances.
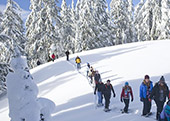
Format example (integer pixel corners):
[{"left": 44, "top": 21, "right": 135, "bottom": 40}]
[{"left": 0, "top": 40, "right": 170, "bottom": 121}]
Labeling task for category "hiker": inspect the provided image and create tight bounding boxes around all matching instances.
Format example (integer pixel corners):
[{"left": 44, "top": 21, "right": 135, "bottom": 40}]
[
  {"left": 94, "top": 80, "right": 105, "bottom": 107},
  {"left": 150, "top": 76, "right": 169, "bottom": 120},
  {"left": 65, "top": 50, "right": 70, "bottom": 61},
  {"left": 86, "top": 63, "right": 91, "bottom": 76},
  {"left": 51, "top": 53, "right": 55, "bottom": 62},
  {"left": 159, "top": 100, "right": 170, "bottom": 121},
  {"left": 103, "top": 80, "right": 116, "bottom": 112},
  {"left": 37, "top": 60, "right": 41, "bottom": 66},
  {"left": 88, "top": 66, "right": 96, "bottom": 84},
  {"left": 120, "top": 82, "right": 134, "bottom": 113},
  {"left": 140, "top": 75, "right": 153, "bottom": 116},
  {"left": 75, "top": 56, "right": 81, "bottom": 69},
  {"left": 94, "top": 70, "right": 101, "bottom": 84}
]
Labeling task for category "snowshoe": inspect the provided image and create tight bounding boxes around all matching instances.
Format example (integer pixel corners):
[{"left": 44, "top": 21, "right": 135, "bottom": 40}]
[
  {"left": 104, "top": 108, "right": 111, "bottom": 112},
  {"left": 121, "top": 109, "right": 128, "bottom": 114},
  {"left": 145, "top": 112, "right": 152, "bottom": 117},
  {"left": 97, "top": 103, "right": 104, "bottom": 107}
]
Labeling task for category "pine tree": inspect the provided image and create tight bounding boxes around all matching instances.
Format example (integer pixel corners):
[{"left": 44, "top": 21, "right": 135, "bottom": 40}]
[
  {"left": 134, "top": 0, "right": 145, "bottom": 41},
  {"left": 1, "top": 0, "right": 26, "bottom": 50},
  {"left": 126, "top": 0, "right": 136, "bottom": 42},
  {"left": 0, "top": 63, "right": 12, "bottom": 96},
  {"left": 110, "top": 0, "right": 130, "bottom": 44},
  {"left": 70, "top": 0, "right": 76, "bottom": 53},
  {"left": 74, "top": 0, "right": 82, "bottom": 52},
  {"left": 134, "top": 0, "right": 163, "bottom": 41},
  {"left": 0, "top": 11, "right": 3, "bottom": 30},
  {"left": 80, "top": 0, "right": 101, "bottom": 50},
  {"left": 159, "top": 0, "right": 170, "bottom": 39},
  {"left": 60, "top": 0, "right": 74, "bottom": 53},
  {"left": 26, "top": 0, "right": 61, "bottom": 68},
  {"left": 92, "top": 0, "right": 115, "bottom": 46},
  {"left": 74, "top": 0, "right": 115, "bottom": 52}
]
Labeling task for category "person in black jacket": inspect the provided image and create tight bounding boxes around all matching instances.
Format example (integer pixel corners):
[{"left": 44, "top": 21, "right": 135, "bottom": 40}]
[
  {"left": 65, "top": 50, "right": 70, "bottom": 61},
  {"left": 103, "top": 80, "right": 116, "bottom": 111},
  {"left": 150, "top": 76, "right": 169, "bottom": 120},
  {"left": 94, "top": 80, "right": 104, "bottom": 107}
]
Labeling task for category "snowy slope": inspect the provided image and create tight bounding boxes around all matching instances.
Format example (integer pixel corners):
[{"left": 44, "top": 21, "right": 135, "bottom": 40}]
[{"left": 1, "top": 40, "right": 170, "bottom": 121}]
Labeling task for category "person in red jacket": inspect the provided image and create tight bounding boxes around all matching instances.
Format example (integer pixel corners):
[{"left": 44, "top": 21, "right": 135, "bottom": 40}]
[
  {"left": 120, "top": 82, "right": 134, "bottom": 113},
  {"left": 51, "top": 53, "right": 55, "bottom": 62}
]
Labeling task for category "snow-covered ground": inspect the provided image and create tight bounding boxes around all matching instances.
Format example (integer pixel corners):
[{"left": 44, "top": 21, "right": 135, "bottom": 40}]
[{"left": 1, "top": 40, "right": 170, "bottom": 121}]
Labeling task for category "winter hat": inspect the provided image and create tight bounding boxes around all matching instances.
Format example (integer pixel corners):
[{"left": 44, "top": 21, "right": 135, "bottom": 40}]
[
  {"left": 159, "top": 76, "right": 165, "bottom": 83},
  {"left": 125, "top": 82, "right": 129, "bottom": 86},
  {"left": 145, "top": 75, "right": 150, "bottom": 79},
  {"left": 107, "top": 80, "right": 111, "bottom": 82}
]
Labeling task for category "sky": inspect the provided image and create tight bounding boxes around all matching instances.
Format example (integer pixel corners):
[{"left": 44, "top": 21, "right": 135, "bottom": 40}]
[{"left": 0, "top": 0, "right": 141, "bottom": 20}]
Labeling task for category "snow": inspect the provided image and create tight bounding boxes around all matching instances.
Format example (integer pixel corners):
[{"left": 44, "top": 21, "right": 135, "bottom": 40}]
[
  {"left": 7, "top": 54, "right": 40, "bottom": 121},
  {"left": 1, "top": 40, "right": 170, "bottom": 121},
  {"left": 6, "top": 48, "right": 55, "bottom": 121}
]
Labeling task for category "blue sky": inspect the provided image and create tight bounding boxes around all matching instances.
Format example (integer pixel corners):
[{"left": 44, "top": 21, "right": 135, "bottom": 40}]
[{"left": 0, "top": 0, "right": 140, "bottom": 20}]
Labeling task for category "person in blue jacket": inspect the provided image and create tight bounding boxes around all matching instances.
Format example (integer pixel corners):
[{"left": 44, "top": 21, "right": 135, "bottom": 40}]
[{"left": 140, "top": 75, "right": 153, "bottom": 116}]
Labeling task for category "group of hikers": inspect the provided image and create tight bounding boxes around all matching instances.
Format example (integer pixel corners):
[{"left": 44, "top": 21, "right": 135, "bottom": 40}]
[
  {"left": 37, "top": 50, "right": 70, "bottom": 66},
  {"left": 38, "top": 51, "right": 170, "bottom": 121},
  {"left": 140, "top": 75, "right": 170, "bottom": 121},
  {"left": 85, "top": 61, "right": 170, "bottom": 121}
]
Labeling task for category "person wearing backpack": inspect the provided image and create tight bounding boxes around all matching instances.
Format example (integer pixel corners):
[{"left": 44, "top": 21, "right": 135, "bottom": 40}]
[
  {"left": 159, "top": 100, "right": 170, "bottom": 121},
  {"left": 75, "top": 56, "right": 81, "bottom": 69},
  {"left": 150, "top": 76, "right": 169, "bottom": 120},
  {"left": 140, "top": 75, "right": 153, "bottom": 116},
  {"left": 103, "top": 80, "right": 116, "bottom": 112},
  {"left": 94, "top": 70, "right": 101, "bottom": 84},
  {"left": 120, "top": 82, "right": 134, "bottom": 113}
]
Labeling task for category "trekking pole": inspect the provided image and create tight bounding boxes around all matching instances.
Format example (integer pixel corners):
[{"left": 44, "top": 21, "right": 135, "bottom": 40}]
[{"left": 94, "top": 93, "right": 97, "bottom": 109}]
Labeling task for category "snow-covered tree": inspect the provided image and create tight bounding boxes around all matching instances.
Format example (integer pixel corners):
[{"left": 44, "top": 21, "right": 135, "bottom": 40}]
[
  {"left": 26, "top": 0, "right": 61, "bottom": 68},
  {"left": 92, "top": 0, "right": 115, "bottom": 46},
  {"left": 110, "top": 0, "right": 130, "bottom": 44},
  {"left": 74, "top": 0, "right": 94, "bottom": 51},
  {"left": 74, "top": 0, "right": 115, "bottom": 52},
  {"left": 7, "top": 47, "right": 55, "bottom": 121},
  {"left": 0, "top": 63, "right": 12, "bottom": 96},
  {"left": 74, "top": 0, "right": 82, "bottom": 52},
  {"left": 70, "top": 0, "right": 76, "bottom": 53},
  {"left": 1, "top": 0, "right": 26, "bottom": 49},
  {"left": 159, "top": 0, "right": 170, "bottom": 39},
  {"left": 60, "top": 0, "right": 74, "bottom": 53},
  {"left": 0, "top": 11, "right": 3, "bottom": 32},
  {"left": 134, "top": 0, "right": 145, "bottom": 41},
  {"left": 126, "top": 0, "right": 136, "bottom": 42},
  {"left": 134, "top": 0, "right": 163, "bottom": 41}
]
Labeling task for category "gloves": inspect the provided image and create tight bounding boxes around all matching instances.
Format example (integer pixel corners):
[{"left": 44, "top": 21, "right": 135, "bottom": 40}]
[
  {"left": 94, "top": 92, "right": 96, "bottom": 95},
  {"left": 113, "top": 94, "right": 116, "bottom": 97},
  {"left": 121, "top": 98, "right": 123, "bottom": 102},
  {"left": 131, "top": 98, "right": 133, "bottom": 102},
  {"left": 140, "top": 98, "right": 144, "bottom": 102}
]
